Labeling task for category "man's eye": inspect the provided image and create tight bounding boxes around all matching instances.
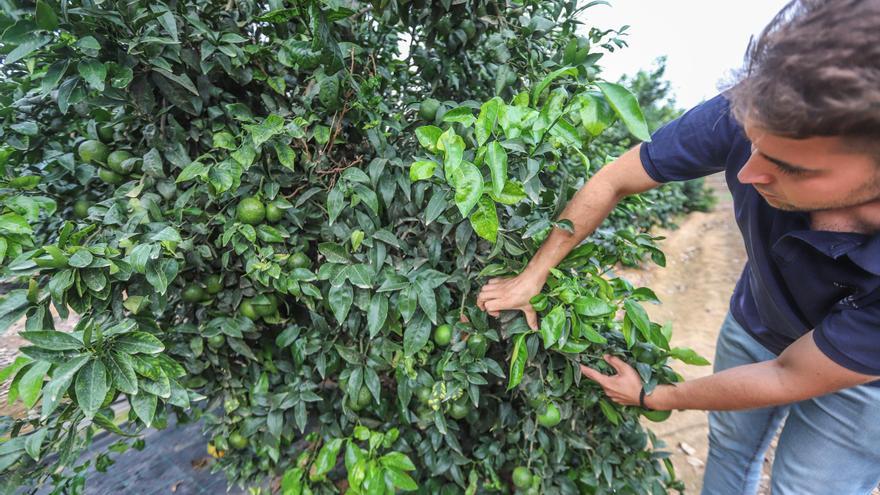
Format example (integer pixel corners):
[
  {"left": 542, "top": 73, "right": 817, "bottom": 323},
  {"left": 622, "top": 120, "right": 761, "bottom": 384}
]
[{"left": 775, "top": 164, "right": 806, "bottom": 176}]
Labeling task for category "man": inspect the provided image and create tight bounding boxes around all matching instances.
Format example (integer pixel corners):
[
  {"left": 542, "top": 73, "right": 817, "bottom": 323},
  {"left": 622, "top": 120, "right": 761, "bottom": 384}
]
[{"left": 475, "top": 1, "right": 880, "bottom": 493}]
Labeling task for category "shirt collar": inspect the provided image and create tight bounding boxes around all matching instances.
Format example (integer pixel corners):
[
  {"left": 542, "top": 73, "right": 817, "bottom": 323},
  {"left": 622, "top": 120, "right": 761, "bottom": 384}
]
[{"left": 780, "top": 229, "right": 880, "bottom": 275}]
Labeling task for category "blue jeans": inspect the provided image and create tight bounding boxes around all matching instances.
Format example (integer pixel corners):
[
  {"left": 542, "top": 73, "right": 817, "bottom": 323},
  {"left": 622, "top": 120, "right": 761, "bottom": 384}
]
[{"left": 701, "top": 313, "right": 880, "bottom": 495}]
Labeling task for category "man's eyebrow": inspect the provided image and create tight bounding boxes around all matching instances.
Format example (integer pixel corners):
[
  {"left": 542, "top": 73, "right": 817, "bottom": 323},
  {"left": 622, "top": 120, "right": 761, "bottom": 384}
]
[{"left": 759, "top": 152, "right": 810, "bottom": 172}]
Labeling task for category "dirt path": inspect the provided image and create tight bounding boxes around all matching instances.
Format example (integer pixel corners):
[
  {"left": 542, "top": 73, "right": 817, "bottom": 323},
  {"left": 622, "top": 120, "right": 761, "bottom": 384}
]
[
  {"left": 618, "top": 175, "right": 879, "bottom": 495},
  {"left": 616, "top": 173, "right": 750, "bottom": 493}
]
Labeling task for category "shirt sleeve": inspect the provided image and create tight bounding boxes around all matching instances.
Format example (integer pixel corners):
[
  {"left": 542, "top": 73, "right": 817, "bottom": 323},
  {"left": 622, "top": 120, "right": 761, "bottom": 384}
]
[
  {"left": 639, "top": 93, "right": 743, "bottom": 183},
  {"left": 813, "top": 302, "right": 880, "bottom": 376}
]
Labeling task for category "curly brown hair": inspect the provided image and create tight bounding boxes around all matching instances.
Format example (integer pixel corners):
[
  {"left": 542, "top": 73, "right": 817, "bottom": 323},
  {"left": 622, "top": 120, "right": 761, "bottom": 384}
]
[{"left": 727, "top": 0, "right": 880, "bottom": 149}]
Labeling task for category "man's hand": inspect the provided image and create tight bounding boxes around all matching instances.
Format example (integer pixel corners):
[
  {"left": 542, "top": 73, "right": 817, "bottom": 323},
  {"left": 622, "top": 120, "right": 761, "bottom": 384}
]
[
  {"left": 475, "top": 272, "right": 545, "bottom": 330},
  {"left": 580, "top": 355, "right": 644, "bottom": 407}
]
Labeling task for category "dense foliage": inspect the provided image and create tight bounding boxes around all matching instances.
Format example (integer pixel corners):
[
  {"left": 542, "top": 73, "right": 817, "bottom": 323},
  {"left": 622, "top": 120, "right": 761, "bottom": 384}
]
[{"left": 0, "top": 0, "right": 710, "bottom": 493}]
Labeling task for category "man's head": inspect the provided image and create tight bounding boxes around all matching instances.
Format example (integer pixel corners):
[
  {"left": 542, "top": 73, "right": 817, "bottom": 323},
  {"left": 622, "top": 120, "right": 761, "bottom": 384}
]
[{"left": 728, "top": 0, "right": 880, "bottom": 213}]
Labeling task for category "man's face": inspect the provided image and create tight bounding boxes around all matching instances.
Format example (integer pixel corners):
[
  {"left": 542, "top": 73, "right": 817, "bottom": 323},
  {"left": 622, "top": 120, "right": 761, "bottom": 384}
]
[{"left": 738, "top": 122, "right": 880, "bottom": 212}]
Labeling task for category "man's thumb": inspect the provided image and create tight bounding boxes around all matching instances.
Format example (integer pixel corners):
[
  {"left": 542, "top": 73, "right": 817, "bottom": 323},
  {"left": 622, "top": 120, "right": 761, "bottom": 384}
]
[{"left": 524, "top": 308, "right": 539, "bottom": 330}]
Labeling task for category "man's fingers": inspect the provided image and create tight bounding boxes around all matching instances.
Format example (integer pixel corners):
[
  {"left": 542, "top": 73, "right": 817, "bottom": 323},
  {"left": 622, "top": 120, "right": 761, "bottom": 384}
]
[
  {"left": 475, "top": 291, "right": 495, "bottom": 310},
  {"left": 484, "top": 300, "right": 503, "bottom": 313},
  {"left": 604, "top": 354, "right": 629, "bottom": 375},
  {"left": 489, "top": 310, "right": 500, "bottom": 317},
  {"left": 523, "top": 308, "right": 539, "bottom": 330},
  {"left": 475, "top": 297, "right": 486, "bottom": 311},
  {"left": 580, "top": 365, "right": 608, "bottom": 386},
  {"left": 478, "top": 285, "right": 503, "bottom": 297}
]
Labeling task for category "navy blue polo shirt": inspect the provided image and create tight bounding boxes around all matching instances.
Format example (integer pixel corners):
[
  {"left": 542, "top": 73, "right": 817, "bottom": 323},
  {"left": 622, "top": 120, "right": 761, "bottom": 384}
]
[{"left": 639, "top": 93, "right": 880, "bottom": 377}]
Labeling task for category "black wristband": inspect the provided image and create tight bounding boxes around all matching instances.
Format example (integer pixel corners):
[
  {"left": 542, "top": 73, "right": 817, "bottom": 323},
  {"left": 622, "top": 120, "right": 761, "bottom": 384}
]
[{"left": 639, "top": 386, "right": 651, "bottom": 410}]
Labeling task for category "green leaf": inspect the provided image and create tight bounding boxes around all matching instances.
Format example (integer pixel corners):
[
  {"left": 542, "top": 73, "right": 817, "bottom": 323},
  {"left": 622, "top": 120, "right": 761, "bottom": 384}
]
[
  {"left": 106, "top": 352, "right": 138, "bottom": 394},
  {"left": 469, "top": 195, "right": 498, "bottom": 243},
  {"left": 35, "top": 0, "right": 59, "bottom": 30},
  {"left": 475, "top": 97, "right": 502, "bottom": 146},
  {"left": 113, "top": 332, "right": 164, "bottom": 354},
  {"left": 598, "top": 399, "right": 620, "bottom": 425},
  {"left": 327, "top": 185, "right": 345, "bottom": 225},
  {"left": 281, "top": 467, "right": 305, "bottom": 495},
  {"left": 531, "top": 66, "right": 578, "bottom": 105},
  {"left": 424, "top": 191, "right": 448, "bottom": 225},
  {"left": 573, "top": 296, "right": 615, "bottom": 317},
  {"left": 313, "top": 438, "right": 344, "bottom": 478},
  {"left": 438, "top": 128, "right": 464, "bottom": 173},
  {"left": 669, "top": 347, "right": 711, "bottom": 366},
  {"left": 41, "top": 354, "right": 89, "bottom": 419},
  {"left": 231, "top": 141, "right": 256, "bottom": 168},
  {"left": 273, "top": 142, "right": 296, "bottom": 170},
  {"left": 318, "top": 242, "right": 351, "bottom": 264},
  {"left": 451, "top": 162, "right": 483, "bottom": 218},
  {"left": 352, "top": 184, "right": 379, "bottom": 215},
  {"left": 442, "top": 106, "right": 476, "bottom": 127},
  {"left": 5, "top": 34, "right": 51, "bottom": 65},
  {"left": 385, "top": 468, "right": 418, "bottom": 491},
  {"left": 623, "top": 299, "right": 652, "bottom": 340},
  {"left": 0, "top": 356, "right": 32, "bottom": 383},
  {"left": 540, "top": 305, "right": 565, "bottom": 349},
  {"left": 19, "top": 361, "right": 51, "bottom": 409},
  {"left": 409, "top": 161, "right": 436, "bottom": 182},
  {"left": 11, "top": 121, "right": 38, "bottom": 136},
  {"left": 176, "top": 161, "right": 208, "bottom": 183},
  {"left": 93, "top": 412, "right": 138, "bottom": 436},
  {"left": 77, "top": 59, "right": 107, "bottom": 91},
  {"left": 596, "top": 82, "right": 651, "bottom": 141},
  {"left": 75, "top": 359, "right": 109, "bottom": 419},
  {"left": 379, "top": 452, "right": 416, "bottom": 471},
  {"left": 416, "top": 284, "right": 437, "bottom": 324},
  {"left": 346, "top": 264, "right": 374, "bottom": 289},
  {"left": 398, "top": 286, "right": 417, "bottom": 323},
  {"left": 130, "top": 392, "right": 157, "bottom": 427},
  {"left": 67, "top": 248, "right": 93, "bottom": 268},
  {"left": 0, "top": 213, "right": 32, "bottom": 235},
  {"left": 328, "top": 284, "right": 353, "bottom": 324},
  {"left": 485, "top": 142, "right": 508, "bottom": 196},
  {"left": 403, "top": 313, "right": 430, "bottom": 357},
  {"left": 40, "top": 60, "right": 68, "bottom": 94},
  {"left": 24, "top": 428, "right": 50, "bottom": 461},
  {"left": 578, "top": 93, "right": 615, "bottom": 137},
  {"left": 212, "top": 131, "right": 236, "bottom": 150},
  {"left": 489, "top": 180, "right": 526, "bottom": 205},
  {"left": 313, "top": 125, "right": 331, "bottom": 145},
  {"left": 257, "top": 7, "right": 301, "bottom": 23},
  {"left": 74, "top": 36, "right": 101, "bottom": 55},
  {"left": 20, "top": 331, "right": 83, "bottom": 351},
  {"left": 150, "top": 226, "right": 181, "bottom": 243},
  {"left": 109, "top": 64, "right": 134, "bottom": 88},
  {"left": 507, "top": 333, "right": 528, "bottom": 390},
  {"left": 244, "top": 114, "right": 285, "bottom": 147},
  {"left": 367, "top": 294, "right": 388, "bottom": 339},
  {"left": 415, "top": 126, "right": 442, "bottom": 153},
  {"left": 142, "top": 148, "right": 163, "bottom": 176}
]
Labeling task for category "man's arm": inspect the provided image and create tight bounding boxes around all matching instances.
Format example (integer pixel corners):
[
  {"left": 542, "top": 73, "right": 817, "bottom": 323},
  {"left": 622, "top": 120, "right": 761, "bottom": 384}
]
[
  {"left": 476, "top": 144, "right": 662, "bottom": 329},
  {"left": 581, "top": 331, "right": 879, "bottom": 411}
]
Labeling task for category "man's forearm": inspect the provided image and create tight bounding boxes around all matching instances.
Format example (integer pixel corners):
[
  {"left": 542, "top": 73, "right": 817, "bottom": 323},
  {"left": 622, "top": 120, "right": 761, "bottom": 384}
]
[
  {"left": 646, "top": 360, "right": 791, "bottom": 411},
  {"left": 525, "top": 145, "right": 658, "bottom": 278},
  {"left": 525, "top": 173, "right": 620, "bottom": 276}
]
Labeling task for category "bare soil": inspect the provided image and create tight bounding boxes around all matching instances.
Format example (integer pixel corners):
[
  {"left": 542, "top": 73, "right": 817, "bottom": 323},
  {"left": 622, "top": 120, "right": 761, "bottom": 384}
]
[{"left": 618, "top": 174, "right": 879, "bottom": 495}]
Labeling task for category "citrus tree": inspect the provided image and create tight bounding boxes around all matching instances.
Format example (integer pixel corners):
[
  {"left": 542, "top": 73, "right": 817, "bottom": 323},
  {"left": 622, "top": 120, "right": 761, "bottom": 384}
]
[{"left": 0, "top": 0, "right": 709, "bottom": 493}]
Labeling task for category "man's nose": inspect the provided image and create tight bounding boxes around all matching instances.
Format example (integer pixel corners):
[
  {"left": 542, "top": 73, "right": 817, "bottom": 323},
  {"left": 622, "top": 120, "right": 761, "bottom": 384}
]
[{"left": 737, "top": 155, "right": 774, "bottom": 185}]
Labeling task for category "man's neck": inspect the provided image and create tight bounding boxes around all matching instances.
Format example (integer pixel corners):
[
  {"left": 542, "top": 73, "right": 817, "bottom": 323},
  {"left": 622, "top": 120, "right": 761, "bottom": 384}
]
[{"left": 811, "top": 200, "right": 880, "bottom": 235}]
